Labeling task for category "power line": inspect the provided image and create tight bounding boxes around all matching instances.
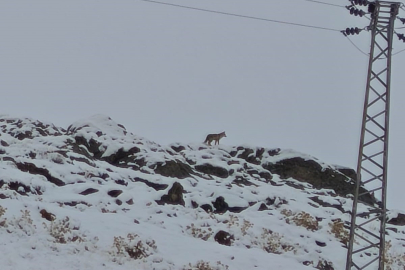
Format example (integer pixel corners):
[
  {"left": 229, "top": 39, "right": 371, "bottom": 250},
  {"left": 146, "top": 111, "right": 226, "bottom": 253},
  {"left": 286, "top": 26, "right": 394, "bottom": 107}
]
[
  {"left": 303, "top": 0, "right": 345, "bottom": 8},
  {"left": 139, "top": 0, "right": 380, "bottom": 55},
  {"left": 345, "top": 35, "right": 369, "bottom": 56},
  {"left": 139, "top": 0, "right": 341, "bottom": 32}
]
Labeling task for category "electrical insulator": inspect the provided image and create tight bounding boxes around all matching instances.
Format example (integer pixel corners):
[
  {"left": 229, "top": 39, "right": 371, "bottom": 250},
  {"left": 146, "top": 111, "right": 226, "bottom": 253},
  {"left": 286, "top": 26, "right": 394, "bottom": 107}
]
[
  {"left": 352, "top": 0, "right": 368, "bottom": 6},
  {"left": 397, "top": 33, "right": 405, "bottom": 42},
  {"left": 368, "top": 3, "right": 376, "bottom": 13},
  {"left": 345, "top": 27, "right": 361, "bottom": 35},
  {"left": 350, "top": 7, "right": 366, "bottom": 17}
]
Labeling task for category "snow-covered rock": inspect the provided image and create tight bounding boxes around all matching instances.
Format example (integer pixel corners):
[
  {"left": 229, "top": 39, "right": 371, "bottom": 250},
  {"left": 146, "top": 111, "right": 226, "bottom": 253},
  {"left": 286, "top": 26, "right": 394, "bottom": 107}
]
[{"left": 0, "top": 115, "right": 404, "bottom": 270}]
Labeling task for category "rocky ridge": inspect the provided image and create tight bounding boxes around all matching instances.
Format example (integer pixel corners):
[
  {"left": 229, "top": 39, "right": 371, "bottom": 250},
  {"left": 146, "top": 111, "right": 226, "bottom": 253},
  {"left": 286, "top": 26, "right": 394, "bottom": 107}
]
[{"left": 0, "top": 115, "right": 404, "bottom": 270}]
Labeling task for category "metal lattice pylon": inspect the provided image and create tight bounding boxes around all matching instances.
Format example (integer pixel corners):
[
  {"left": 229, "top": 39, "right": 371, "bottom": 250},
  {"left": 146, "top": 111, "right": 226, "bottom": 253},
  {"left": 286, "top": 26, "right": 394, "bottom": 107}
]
[{"left": 346, "top": 2, "right": 400, "bottom": 270}]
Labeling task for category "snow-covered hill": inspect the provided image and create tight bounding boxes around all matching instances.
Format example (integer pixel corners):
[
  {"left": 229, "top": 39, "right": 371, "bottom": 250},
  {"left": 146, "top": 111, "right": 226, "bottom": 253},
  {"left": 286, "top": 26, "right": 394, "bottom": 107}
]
[{"left": 0, "top": 115, "right": 404, "bottom": 270}]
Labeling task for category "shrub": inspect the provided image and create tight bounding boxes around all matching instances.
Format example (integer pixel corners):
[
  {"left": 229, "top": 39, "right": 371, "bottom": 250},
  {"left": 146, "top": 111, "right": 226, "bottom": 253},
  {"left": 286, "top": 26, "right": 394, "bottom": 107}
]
[
  {"left": 183, "top": 260, "right": 229, "bottom": 270},
  {"left": 0, "top": 206, "right": 6, "bottom": 227},
  {"left": 329, "top": 220, "right": 349, "bottom": 246},
  {"left": 5, "top": 209, "right": 37, "bottom": 236},
  {"left": 385, "top": 240, "right": 405, "bottom": 270},
  {"left": 281, "top": 209, "right": 319, "bottom": 231},
  {"left": 44, "top": 216, "right": 86, "bottom": 244},
  {"left": 110, "top": 233, "right": 157, "bottom": 263},
  {"left": 0, "top": 205, "right": 6, "bottom": 217},
  {"left": 186, "top": 223, "right": 213, "bottom": 241},
  {"left": 261, "top": 228, "right": 295, "bottom": 254}
]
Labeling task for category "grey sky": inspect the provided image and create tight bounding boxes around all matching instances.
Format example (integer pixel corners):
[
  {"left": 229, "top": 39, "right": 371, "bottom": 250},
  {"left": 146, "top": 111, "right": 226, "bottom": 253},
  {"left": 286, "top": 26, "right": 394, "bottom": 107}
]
[{"left": 1, "top": 0, "right": 405, "bottom": 208}]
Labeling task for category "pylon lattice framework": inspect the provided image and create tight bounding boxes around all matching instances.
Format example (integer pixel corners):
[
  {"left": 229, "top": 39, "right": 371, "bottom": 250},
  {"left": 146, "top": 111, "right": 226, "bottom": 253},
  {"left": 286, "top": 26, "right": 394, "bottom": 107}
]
[{"left": 346, "top": 1, "right": 400, "bottom": 270}]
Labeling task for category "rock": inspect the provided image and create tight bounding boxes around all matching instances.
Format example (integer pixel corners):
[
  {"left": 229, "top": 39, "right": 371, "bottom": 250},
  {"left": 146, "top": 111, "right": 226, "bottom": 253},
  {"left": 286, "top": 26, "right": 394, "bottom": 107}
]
[
  {"left": 134, "top": 177, "right": 168, "bottom": 191},
  {"left": 15, "top": 162, "right": 65, "bottom": 187},
  {"left": 40, "top": 209, "right": 56, "bottom": 221},
  {"left": 154, "top": 160, "right": 193, "bottom": 179},
  {"left": 171, "top": 145, "right": 186, "bottom": 153},
  {"left": 214, "top": 230, "right": 234, "bottom": 246},
  {"left": 73, "top": 136, "right": 103, "bottom": 159},
  {"left": 234, "top": 147, "right": 266, "bottom": 165},
  {"left": 0, "top": 140, "right": 9, "bottom": 147},
  {"left": 258, "top": 203, "right": 268, "bottom": 211},
  {"left": 195, "top": 164, "right": 229, "bottom": 178},
  {"left": 107, "top": 190, "right": 123, "bottom": 198},
  {"left": 157, "top": 182, "right": 185, "bottom": 206},
  {"left": 200, "top": 204, "right": 213, "bottom": 213},
  {"left": 388, "top": 213, "right": 405, "bottom": 226},
  {"left": 102, "top": 147, "right": 140, "bottom": 165},
  {"left": 309, "top": 196, "right": 344, "bottom": 212},
  {"left": 315, "top": 240, "right": 326, "bottom": 247},
  {"left": 263, "top": 157, "right": 375, "bottom": 205},
  {"left": 79, "top": 188, "right": 99, "bottom": 195},
  {"left": 213, "top": 196, "right": 228, "bottom": 214},
  {"left": 115, "top": 179, "right": 128, "bottom": 186}
]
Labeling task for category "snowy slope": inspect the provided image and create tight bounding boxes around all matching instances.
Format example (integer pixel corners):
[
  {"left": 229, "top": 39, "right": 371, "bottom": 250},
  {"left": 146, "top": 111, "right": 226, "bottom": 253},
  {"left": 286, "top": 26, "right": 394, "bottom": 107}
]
[{"left": 0, "top": 115, "right": 404, "bottom": 270}]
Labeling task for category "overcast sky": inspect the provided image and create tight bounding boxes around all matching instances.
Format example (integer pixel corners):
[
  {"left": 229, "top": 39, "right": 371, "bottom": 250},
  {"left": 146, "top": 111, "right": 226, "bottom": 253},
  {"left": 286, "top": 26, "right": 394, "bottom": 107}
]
[{"left": 1, "top": 0, "right": 405, "bottom": 209}]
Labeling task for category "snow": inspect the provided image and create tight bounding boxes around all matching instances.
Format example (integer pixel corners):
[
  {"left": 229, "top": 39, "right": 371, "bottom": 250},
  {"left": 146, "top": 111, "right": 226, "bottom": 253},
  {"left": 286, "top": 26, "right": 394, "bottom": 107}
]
[{"left": 0, "top": 115, "right": 404, "bottom": 270}]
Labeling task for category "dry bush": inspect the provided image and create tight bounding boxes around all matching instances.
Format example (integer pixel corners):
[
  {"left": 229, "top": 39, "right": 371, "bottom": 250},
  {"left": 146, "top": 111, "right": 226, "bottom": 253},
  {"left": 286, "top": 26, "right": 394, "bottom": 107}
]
[
  {"left": 5, "top": 209, "right": 37, "bottom": 236},
  {"left": 329, "top": 220, "right": 349, "bottom": 246},
  {"left": 281, "top": 209, "right": 319, "bottom": 231},
  {"left": 186, "top": 223, "right": 213, "bottom": 241},
  {"left": 260, "top": 228, "right": 295, "bottom": 254},
  {"left": 385, "top": 240, "right": 405, "bottom": 270},
  {"left": 44, "top": 216, "right": 87, "bottom": 244},
  {"left": 316, "top": 260, "right": 334, "bottom": 270},
  {"left": 183, "top": 260, "right": 229, "bottom": 270},
  {"left": 110, "top": 233, "right": 157, "bottom": 263},
  {"left": 0, "top": 206, "right": 6, "bottom": 227},
  {"left": 240, "top": 219, "right": 253, "bottom": 236}
]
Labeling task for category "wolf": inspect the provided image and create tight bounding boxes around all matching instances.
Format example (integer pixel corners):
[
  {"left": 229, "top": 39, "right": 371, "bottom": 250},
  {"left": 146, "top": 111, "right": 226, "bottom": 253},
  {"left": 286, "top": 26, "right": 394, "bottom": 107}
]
[{"left": 204, "top": 132, "right": 227, "bottom": 146}]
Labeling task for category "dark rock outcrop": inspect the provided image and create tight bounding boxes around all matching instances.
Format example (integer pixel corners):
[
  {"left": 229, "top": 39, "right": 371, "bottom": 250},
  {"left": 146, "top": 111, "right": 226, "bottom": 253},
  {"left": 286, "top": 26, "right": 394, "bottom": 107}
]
[
  {"left": 157, "top": 182, "right": 185, "bottom": 206},
  {"left": 214, "top": 230, "right": 234, "bottom": 246},
  {"left": 263, "top": 157, "right": 375, "bottom": 205},
  {"left": 107, "top": 190, "right": 123, "bottom": 198},
  {"left": 40, "top": 209, "right": 56, "bottom": 221},
  {"left": 388, "top": 213, "right": 405, "bottom": 226},
  {"left": 213, "top": 196, "right": 229, "bottom": 214},
  {"left": 195, "top": 164, "right": 229, "bottom": 179},
  {"left": 155, "top": 160, "right": 193, "bottom": 179},
  {"left": 79, "top": 188, "right": 99, "bottom": 195},
  {"left": 15, "top": 162, "right": 65, "bottom": 187}
]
